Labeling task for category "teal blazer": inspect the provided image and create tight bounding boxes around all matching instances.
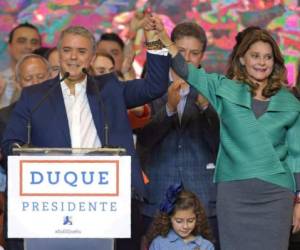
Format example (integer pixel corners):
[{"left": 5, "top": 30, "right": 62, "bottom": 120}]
[{"left": 187, "top": 64, "right": 300, "bottom": 191}]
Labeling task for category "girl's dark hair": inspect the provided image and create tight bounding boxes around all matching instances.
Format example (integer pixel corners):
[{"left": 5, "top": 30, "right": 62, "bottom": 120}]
[
  {"left": 227, "top": 28, "right": 287, "bottom": 98},
  {"left": 144, "top": 190, "right": 213, "bottom": 248}
]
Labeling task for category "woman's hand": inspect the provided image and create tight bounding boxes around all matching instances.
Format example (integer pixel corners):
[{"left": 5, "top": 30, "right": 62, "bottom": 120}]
[
  {"left": 143, "top": 14, "right": 159, "bottom": 42},
  {"left": 293, "top": 203, "right": 300, "bottom": 233}
]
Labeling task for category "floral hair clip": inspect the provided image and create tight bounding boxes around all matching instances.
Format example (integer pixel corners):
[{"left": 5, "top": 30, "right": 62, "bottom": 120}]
[{"left": 159, "top": 182, "right": 183, "bottom": 214}]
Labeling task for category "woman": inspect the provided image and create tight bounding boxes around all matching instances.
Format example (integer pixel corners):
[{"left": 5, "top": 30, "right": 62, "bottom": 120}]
[
  {"left": 145, "top": 16, "right": 300, "bottom": 250},
  {"left": 90, "top": 51, "right": 115, "bottom": 76}
]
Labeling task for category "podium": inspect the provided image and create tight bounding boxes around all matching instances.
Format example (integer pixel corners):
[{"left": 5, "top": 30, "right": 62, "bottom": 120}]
[{"left": 8, "top": 146, "right": 130, "bottom": 250}]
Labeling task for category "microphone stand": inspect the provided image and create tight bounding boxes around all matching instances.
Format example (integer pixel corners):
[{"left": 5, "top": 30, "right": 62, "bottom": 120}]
[{"left": 25, "top": 72, "right": 70, "bottom": 147}]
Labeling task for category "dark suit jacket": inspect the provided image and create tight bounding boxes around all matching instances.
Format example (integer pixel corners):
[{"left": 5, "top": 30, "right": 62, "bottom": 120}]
[
  {"left": 0, "top": 103, "right": 16, "bottom": 143},
  {"left": 2, "top": 53, "right": 170, "bottom": 196},
  {"left": 136, "top": 87, "right": 219, "bottom": 217}
]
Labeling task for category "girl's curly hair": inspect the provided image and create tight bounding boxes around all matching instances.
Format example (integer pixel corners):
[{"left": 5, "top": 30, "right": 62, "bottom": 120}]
[{"left": 143, "top": 190, "right": 214, "bottom": 248}]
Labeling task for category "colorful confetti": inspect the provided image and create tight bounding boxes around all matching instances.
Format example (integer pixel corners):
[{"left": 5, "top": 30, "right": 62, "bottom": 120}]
[{"left": 0, "top": 0, "right": 299, "bottom": 83}]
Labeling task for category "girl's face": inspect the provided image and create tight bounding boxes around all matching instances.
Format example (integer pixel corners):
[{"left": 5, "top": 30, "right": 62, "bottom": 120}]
[
  {"left": 239, "top": 41, "right": 274, "bottom": 86},
  {"left": 171, "top": 208, "right": 196, "bottom": 240}
]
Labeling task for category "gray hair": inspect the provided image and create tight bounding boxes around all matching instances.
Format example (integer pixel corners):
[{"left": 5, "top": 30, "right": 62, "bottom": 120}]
[
  {"left": 57, "top": 26, "right": 96, "bottom": 53},
  {"left": 15, "top": 53, "right": 51, "bottom": 82}
]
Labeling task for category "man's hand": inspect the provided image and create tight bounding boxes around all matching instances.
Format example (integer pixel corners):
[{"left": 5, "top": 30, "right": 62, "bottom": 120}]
[{"left": 148, "top": 15, "right": 179, "bottom": 57}]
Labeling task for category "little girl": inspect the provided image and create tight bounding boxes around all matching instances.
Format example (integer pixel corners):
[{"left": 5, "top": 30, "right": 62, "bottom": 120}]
[{"left": 145, "top": 183, "right": 215, "bottom": 250}]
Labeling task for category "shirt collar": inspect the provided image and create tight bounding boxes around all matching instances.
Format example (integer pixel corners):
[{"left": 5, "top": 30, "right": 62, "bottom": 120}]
[
  {"left": 193, "top": 235, "right": 206, "bottom": 246},
  {"left": 167, "top": 230, "right": 204, "bottom": 247},
  {"left": 60, "top": 75, "right": 87, "bottom": 96},
  {"left": 167, "top": 230, "right": 181, "bottom": 242}
]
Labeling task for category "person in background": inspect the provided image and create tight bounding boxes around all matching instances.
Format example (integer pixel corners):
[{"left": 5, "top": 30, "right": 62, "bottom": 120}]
[
  {"left": 97, "top": 32, "right": 136, "bottom": 80},
  {"left": 45, "top": 47, "right": 60, "bottom": 79},
  {"left": 149, "top": 16, "right": 300, "bottom": 250},
  {"left": 90, "top": 51, "right": 115, "bottom": 76},
  {"left": 0, "top": 23, "right": 41, "bottom": 108},
  {"left": 90, "top": 51, "right": 151, "bottom": 131},
  {"left": 0, "top": 53, "right": 51, "bottom": 139},
  {"left": 33, "top": 47, "right": 50, "bottom": 58},
  {"left": 144, "top": 183, "right": 214, "bottom": 250},
  {"left": 96, "top": 33, "right": 125, "bottom": 72},
  {"left": 136, "top": 22, "right": 219, "bottom": 248}
]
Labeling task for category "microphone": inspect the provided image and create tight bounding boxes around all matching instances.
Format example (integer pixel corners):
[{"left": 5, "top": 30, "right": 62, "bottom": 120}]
[
  {"left": 81, "top": 68, "right": 110, "bottom": 147},
  {"left": 26, "top": 72, "right": 70, "bottom": 146},
  {"left": 82, "top": 67, "right": 89, "bottom": 76}
]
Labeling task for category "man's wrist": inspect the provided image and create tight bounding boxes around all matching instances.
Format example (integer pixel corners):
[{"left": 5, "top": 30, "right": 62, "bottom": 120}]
[{"left": 145, "top": 40, "right": 164, "bottom": 50}]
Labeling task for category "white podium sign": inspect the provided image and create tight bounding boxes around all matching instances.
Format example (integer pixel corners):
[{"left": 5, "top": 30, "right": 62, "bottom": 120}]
[{"left": 8, "top": 155, "right": 131, "bottom": 238}]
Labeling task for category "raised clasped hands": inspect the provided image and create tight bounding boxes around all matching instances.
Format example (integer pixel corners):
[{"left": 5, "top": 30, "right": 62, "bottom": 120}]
[{"left": 143, "top": 14, "right": 169, "bottom": 43}]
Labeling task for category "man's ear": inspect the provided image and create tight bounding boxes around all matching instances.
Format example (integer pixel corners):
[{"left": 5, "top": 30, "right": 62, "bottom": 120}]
[
  {"left": 89, "top": 54, "right": 96, "bottom": 67},
  {"left": 239, "top": 57, "right": 245, "bottom": 66}
]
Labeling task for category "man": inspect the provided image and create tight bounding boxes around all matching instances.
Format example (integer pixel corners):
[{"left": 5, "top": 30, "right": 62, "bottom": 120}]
[
  {"left": 136, "top": 22, "right": 220, "bottom": 248},
  {"left": 45, "top": 48, "right": 60, "bottom": 78},
  {"left": 0, "top": 53, "right": 50, "bottom": 250},
  {"left": 97, "top": 33, "right": 124, "bottom": 72},
  {"left": 2, "top": 25, "right": 169, "bottom": 250},
  {"left": 0, "top": 23, "right": 41, "bottom": 108},
  {"left": 0, "top": 53, "right": 51, "bottom": 140},
  {"left": 97, "top": 33, "right": 136, "bottom": 80}
]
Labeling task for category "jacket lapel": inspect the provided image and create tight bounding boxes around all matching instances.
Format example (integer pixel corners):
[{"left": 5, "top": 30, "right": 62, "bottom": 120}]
[
  {"left": 216, "top": 80, "right": 252, "bottom": 108},
  {"left": 86, "top": 78, "right": 104, "bottom": 144},
  {"left": 48, "top": 78, "right": 71, "bottom": 146},
  {"left": 215, "top": 81, "right": 300, "bottom": 112},
  {"left": 268, "top": 87, "right": 300, "bottom": 112},
  {"left": 180, "top": 88, "right": 198, "bottom": 129}
]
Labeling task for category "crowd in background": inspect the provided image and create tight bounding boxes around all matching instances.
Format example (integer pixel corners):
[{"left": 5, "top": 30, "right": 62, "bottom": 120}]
[{"left": 0, "top": 8, "right": 299, "bottom": 250}]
